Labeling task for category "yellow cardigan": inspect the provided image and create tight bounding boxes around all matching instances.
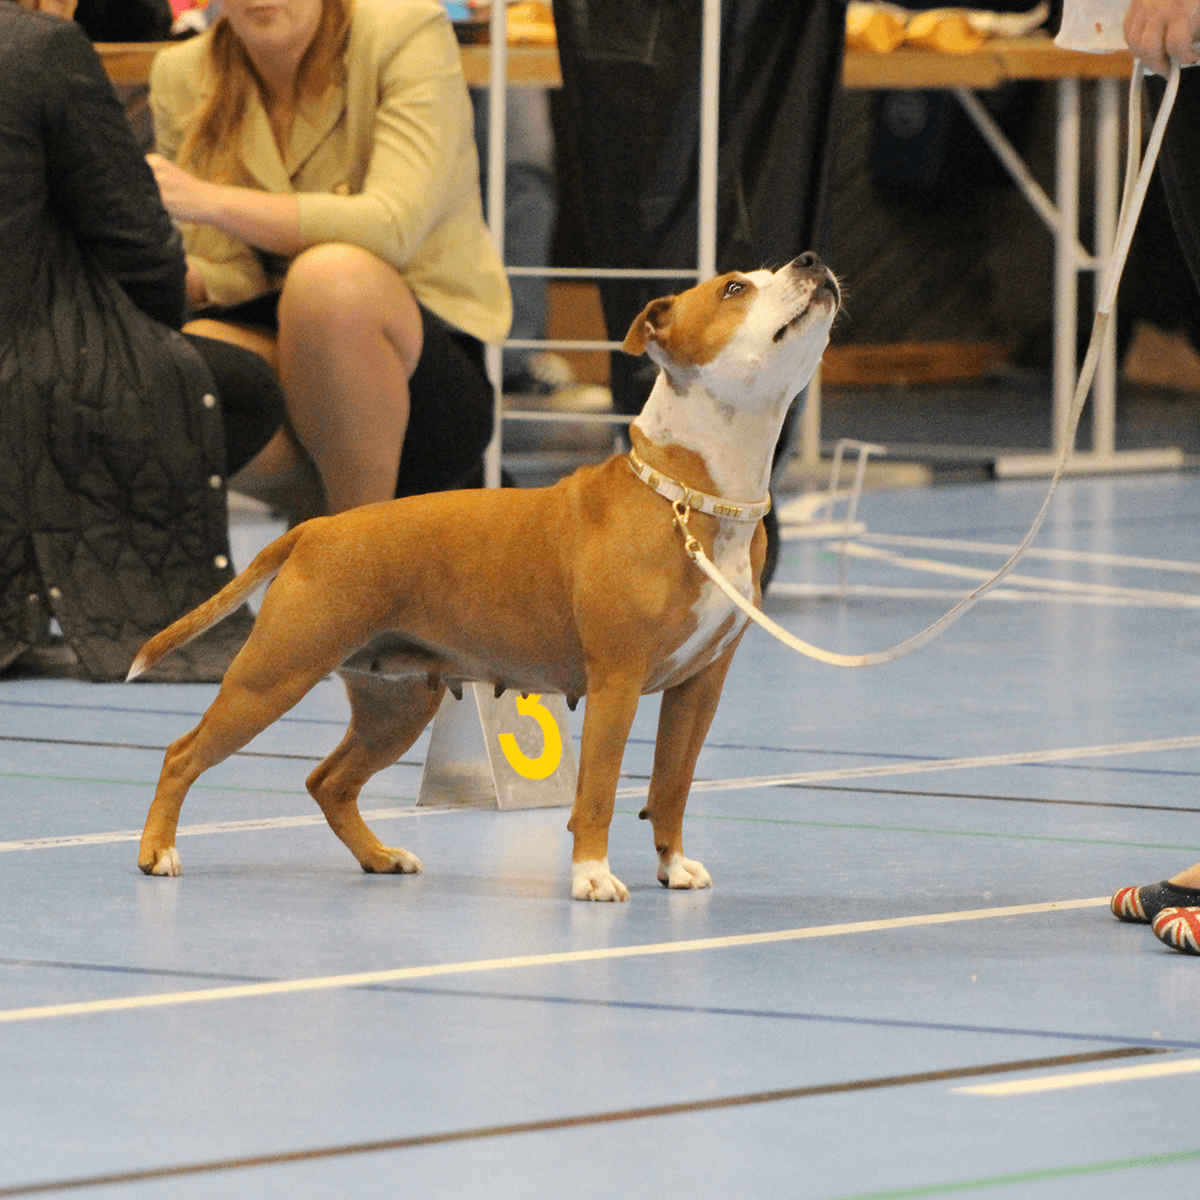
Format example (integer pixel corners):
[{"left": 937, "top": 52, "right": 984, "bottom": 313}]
[{"left": 149, "top": 0, "right": 511, "bottom": 345}]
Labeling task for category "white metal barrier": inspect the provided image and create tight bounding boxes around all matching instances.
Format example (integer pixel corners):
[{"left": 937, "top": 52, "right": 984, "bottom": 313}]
[{"left": 480, "top": 0, "right": 722, "bottom": 488}]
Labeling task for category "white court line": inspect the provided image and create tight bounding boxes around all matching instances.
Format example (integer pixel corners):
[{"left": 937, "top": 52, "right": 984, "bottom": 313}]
[
  {"left": 861, "top": 532, "right": 1200, "bottom": 576},
  {"left": 615, "top": 733, "right": 1200, "bottom": 798},
  {"left": 955, "top": 1055, "right": 1200, "bottom": 1095},
  {"left": 0, "top": 897, "right": 1106, "bottom": 1024},
  {"left": 770, "top": 582, "right": 1200, "bottom": 608},
  {"left": 835, "top": 542, "right": 1200, "bottom": 607},
  {"left": 0, "top": 807, "right": 460, "bottom": 854}
]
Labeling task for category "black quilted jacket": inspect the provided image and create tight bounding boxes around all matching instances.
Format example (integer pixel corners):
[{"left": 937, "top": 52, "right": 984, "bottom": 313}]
[{"left": 0, "top": 5, "right": 251, "bottom": 680}]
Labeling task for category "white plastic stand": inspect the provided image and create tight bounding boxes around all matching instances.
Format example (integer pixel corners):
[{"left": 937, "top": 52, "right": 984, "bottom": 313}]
[{"left": 416, "top": 684, "right": 577, "bottom": 810}]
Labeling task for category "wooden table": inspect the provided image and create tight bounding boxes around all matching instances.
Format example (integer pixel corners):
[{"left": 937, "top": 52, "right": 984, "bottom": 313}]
[
  {"left": 844, "top": 36, "right": 1133, "bottom": 88},
  {"left": 96, "top": 41, "right": 562, "bottom": 88}
]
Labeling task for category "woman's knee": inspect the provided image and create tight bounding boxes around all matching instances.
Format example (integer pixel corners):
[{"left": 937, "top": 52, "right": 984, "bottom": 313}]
[{"left": 279, "top": 244, "right": 423, "bottom": 372}]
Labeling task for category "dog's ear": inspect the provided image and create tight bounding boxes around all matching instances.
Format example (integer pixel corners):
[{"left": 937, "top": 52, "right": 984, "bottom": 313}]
[{"left": 621, "top": 296, "right": 675, "bottom": 356}]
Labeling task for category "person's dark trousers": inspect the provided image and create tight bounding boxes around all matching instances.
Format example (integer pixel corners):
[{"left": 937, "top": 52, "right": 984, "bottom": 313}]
[
  {"left": 551, "top": 0, "right": 846, "bottom": 419},
  {"left": 1146, "top": 68, "right": 1200, "bottom": 302}
]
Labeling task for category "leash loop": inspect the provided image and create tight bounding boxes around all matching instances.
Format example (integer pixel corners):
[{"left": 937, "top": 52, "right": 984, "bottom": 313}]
[
  {"left": 665, "top": 59, "right": 1183, "bottom": 668},
  {"left": 672, "top": 499, "right": 702, "bottom": 557}
]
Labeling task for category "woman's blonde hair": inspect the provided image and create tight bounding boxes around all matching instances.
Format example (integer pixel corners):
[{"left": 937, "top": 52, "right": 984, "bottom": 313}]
[{"left": 178, "top": 0, "right": 353, "bottom": 182}]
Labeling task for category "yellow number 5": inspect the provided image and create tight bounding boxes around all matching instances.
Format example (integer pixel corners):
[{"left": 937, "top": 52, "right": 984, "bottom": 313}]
[{"left": 497, "top": 694, "right": 563, "bottom": 780}]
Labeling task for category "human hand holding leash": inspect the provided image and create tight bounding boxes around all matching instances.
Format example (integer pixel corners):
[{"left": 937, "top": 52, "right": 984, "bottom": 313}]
[{"left": 1124, "top": 0, "right": 1200, "bottom": 73}]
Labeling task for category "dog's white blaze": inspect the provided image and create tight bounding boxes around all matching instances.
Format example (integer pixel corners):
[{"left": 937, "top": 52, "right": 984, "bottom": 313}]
[
  {"left": 649, "top": 523, "right": 754, "bottom": 691},
  {"left": 634, "top": 264, "right": 836, "bottom": 502}
]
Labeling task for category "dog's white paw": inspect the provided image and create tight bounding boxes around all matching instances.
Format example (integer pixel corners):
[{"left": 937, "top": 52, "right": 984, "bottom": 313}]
[
  {"left": 361, "top": 847, "right": 423, "bottom": 875},
  {"left": 572, "top": 859, "right": 630, "bottom": 902},
  {"left": 140, "top": 846, "right": 182, "bottom": 877},
  {"left": 658, "top": 853, "right": 712, "bottom": 890}
]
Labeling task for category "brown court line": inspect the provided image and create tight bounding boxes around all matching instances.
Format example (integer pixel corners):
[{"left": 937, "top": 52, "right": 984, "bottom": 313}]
[{"left": 0, "top": 1046, "right": 1165, "bottom": 1197}]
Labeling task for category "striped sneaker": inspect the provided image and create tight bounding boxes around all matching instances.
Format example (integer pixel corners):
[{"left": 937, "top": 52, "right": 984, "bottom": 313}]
[
  {"left": 1110, "top": 880, "right": 1200, "bottom": 923},
  {"left": 1151, "top": 907, "right": 1200, "bottom": 955}
]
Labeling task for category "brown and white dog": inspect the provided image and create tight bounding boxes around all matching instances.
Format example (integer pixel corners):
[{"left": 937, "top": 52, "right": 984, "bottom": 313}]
[{"left": 131, "top": 255, "right": 840, "bottom": 900}]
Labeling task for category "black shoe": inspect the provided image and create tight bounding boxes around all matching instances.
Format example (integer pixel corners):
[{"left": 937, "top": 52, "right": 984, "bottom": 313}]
[{"left": 1110, "top": 880, "right": 1200, "bottom": 922}]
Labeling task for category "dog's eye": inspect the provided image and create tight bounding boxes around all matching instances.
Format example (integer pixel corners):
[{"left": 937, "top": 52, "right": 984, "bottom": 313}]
[{"left": 723, "top": 279, "right": 747, "bottom": 299}]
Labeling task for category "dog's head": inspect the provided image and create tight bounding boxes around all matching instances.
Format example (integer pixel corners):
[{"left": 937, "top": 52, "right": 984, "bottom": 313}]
[{"left": 622, "top": 255, "right": 840, "bottom": 402}]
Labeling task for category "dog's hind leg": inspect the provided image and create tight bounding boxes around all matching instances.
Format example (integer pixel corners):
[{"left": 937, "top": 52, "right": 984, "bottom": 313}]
[
  {"left": 641, "top": 649, "right": 737, "bottom": 890},
  {"left": 306, "top": 672, "right": 445, "bottom": 874},
  {"left": 139, "top": 660, "right": 336, "bottom": 876}
]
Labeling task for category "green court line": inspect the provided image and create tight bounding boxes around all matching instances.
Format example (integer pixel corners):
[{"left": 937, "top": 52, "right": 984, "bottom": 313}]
[{"left": 826, "top": 1147, "right": 1200, "bottom": 1199}]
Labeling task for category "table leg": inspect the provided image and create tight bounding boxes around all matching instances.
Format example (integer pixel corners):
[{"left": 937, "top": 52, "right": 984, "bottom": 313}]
[
  {"left": 1092, "top": 76, "right": 1120, "bottom": 458},
  {"left": 1053, "top": 76, "right": 1080, "bottom": 456}
]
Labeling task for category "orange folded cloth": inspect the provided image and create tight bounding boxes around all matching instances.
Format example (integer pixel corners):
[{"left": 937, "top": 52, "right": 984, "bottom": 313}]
[
  {"left": 846, "top": 3, "right": 908, "bottom": 52},
  {"left": 506, "top": 1, "right": 555, "bottom": 45},
  {"left": 905, "top": 8, "right": 988, "bottom": 51},
  {"left": 846, "top": 1, "right": 1048, "bottom": 53}
]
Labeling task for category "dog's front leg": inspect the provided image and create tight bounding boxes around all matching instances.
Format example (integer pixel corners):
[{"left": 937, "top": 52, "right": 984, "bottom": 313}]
[
  {"left": 641, "top": 649, "right": 737, "bottom": 890},
  {"left": 568, "top": 677, "right": 642, "bottom": 901}
]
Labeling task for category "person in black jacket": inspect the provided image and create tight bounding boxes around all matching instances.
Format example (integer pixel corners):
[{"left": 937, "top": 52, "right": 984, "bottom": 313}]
[
  {"left": 74, "top": 0, "right": 173, "bottom": 41},
  {"left": 0, "top": 2, "right": 284, "bottom": 680}
]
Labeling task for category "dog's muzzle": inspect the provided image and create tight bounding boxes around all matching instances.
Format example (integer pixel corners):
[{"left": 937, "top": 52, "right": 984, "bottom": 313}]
[
  {"left": 772, "top": 252, "right": 840, "bottom": 343},
  {"left": 791, "top": 251, "right": 840, "bottom": 310}
]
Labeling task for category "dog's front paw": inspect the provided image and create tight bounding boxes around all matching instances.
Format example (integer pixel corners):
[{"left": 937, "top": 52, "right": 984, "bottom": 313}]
[
  {"left": 572, "top": 859, "right": 630, "bottom": 902},
  {"left": 360, "top": 846, "right": 423, "bottom": 875},
  {"left": 139, "top": 846, "right": 182, "bottom": 877},
  {"left": 658, "top": 853, "right": 712, "bottom": 890}
]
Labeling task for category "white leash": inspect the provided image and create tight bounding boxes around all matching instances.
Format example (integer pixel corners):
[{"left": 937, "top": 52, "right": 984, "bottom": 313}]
[{"left": 674, "top": 60, "right": 1181, "bottom": 668}]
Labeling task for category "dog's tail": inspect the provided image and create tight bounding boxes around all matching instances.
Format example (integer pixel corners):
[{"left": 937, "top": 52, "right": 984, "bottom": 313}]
[{"left": 126, "top": 524, "right": 309, "bottom": 681}]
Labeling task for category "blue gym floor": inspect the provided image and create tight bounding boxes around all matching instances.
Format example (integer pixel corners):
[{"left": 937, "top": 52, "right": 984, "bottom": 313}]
[{"left": 3, "top": 467, "right": 1200, "bottom": 1199}]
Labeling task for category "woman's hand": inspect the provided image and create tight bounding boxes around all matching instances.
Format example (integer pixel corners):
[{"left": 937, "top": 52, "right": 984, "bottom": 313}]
[
  {"left": 146, "top": 153, "right": 221, "bottom": 224},
  {"left": 146, "top": 153, "right": 304, "bottom": 258},
  {"left": 1124, "top": 0, "right": 1200, "bottom": 74},
  {"left": 184, "top": 262, "right": 209, "bottom": 308}
]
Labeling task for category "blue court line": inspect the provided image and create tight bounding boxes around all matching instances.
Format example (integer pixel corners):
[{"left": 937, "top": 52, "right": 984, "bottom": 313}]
[
  {"left": 0, "top": 957, "right": 269, "bottom": 984},
  {"left": 0, "top": 697, "right": 345, "bottom": 726},
  {"left": 6, "top": 957, "right": 1197, "bottom": 1053},
  {"left": 5, "top": 696, "right": 1200, "bottom": 783},
  {"left": 379, "top": 984, "right": 1200, "bottom": 1052}
]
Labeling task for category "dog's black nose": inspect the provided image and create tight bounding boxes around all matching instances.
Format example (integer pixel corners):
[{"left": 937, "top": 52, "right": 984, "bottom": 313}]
[{"left": 793, "top": 251, "right": 824, "bottom": 272}]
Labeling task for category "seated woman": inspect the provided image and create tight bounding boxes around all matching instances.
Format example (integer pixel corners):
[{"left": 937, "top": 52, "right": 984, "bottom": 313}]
[
  {"left": 0, "top": 1, "right": 284, "bottom": 681},
  {"left": 145, "top": 0, "right": 512, "bottom": 517}
]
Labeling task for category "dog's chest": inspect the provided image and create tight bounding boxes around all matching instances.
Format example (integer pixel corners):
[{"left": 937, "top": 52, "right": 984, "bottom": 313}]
[{"left": 647, "top": 521, "right": 754, "bottom": 691}]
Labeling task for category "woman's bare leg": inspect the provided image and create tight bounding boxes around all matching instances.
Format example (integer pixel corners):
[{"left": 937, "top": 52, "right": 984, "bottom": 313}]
[
  {"left": 276, "top": 244, "right": 423, "bottom": 513},
  {"left": 1170, "top": 863, "right": 1200, "bottom": 888}
]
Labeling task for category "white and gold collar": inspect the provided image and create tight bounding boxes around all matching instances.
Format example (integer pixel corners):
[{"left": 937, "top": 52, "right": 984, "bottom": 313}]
[{"left": 627, "top": 449, "right": 769, "bottom": 522}]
